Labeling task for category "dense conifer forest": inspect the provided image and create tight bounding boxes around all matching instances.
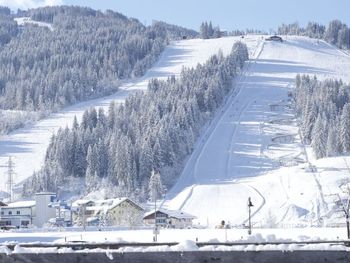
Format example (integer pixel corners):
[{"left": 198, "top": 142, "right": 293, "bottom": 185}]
[
  {"left": 0, "top": 6, "right": 197, "bottom": 112},
  {"left": 23, "top": 42, "right": 249, "bottom": 199}
]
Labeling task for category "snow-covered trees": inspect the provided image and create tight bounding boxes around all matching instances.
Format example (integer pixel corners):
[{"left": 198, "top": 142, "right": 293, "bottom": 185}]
[
  {"left": 148, "top": 170, "right": 163, "bottom": 201},
  {"left": 278, "top": 20, "right": 350, "bottom": 50},
  {"left": 0, "top": 6, "right": 197, "bottom": 112},
  {"left": 340, "top": 103, "right": 350, "bottom": 152},
  {"left": 27, "top": 41, "right": 249, "bottom": 199},
  {"left": 294, "top": 75, "right": 350, "bottom": 158},
  {"left": 200, "top": 21, "right": 221, "bottom": 39}
]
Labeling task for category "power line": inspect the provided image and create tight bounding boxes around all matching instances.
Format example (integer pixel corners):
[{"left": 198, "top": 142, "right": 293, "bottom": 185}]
[{"left": 5, "top": 156, "right": 15, "bottom": 203}]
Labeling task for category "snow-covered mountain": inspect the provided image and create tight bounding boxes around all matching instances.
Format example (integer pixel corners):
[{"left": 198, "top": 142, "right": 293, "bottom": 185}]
[
  {"left": 0, "top": 36, "right": 260, "bottom": 196},
  {"left": 164, "top": 36, "right": 350, "bottom": 228},
  {"left": 1, "top": 34, "right": 350, "bottom": 228}
]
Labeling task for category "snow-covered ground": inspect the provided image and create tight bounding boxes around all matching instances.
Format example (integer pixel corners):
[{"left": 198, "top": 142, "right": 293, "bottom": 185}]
[
  {"left": 164, "top": 36, "right": 350, "bottom": 228},
  {"left": 2, "top": 34, "right": 350, "bottom": 241},
  {"left": 0, "top": 36, "right": 260, "bottom": 197},
  {"left": 0, "top": 227, "right": 348, "bottom": 244}
]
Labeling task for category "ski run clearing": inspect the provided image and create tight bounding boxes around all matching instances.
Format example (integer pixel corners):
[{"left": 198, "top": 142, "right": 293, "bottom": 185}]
[{"left": 2, "top": 35, "right": 350, "bottom": 240}]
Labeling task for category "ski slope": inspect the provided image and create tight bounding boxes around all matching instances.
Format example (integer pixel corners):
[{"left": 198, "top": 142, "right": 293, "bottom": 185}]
[
  {"left": 165, "top": 36, "right": 350, "bottom": 228},
  {"left": 0, "top": 36, "right": 260, "bottom": 198}
]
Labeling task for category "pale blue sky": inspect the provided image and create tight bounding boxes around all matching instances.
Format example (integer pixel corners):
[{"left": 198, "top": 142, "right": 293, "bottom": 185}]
[
  {"left": 63, "top": 0, "right": 350, "bottom": 31},
  {"left": 2, "top": 0, "right": 350, "bottom": 31}
]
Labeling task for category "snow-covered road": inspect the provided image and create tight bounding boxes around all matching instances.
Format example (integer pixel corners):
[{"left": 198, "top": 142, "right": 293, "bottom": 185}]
[{"left": 166, "top": 37, "right": 350, "bottom": 227}]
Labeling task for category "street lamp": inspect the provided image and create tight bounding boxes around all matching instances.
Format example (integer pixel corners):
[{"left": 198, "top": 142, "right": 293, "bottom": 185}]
[
  {"left": 154, "top": 195, "right": 158, "bottom": 242},
  {"left": 248, "top": 197, "right": 254, "bottom": 235}
]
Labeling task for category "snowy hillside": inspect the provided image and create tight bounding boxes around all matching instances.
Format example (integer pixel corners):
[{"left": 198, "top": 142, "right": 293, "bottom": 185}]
[
  {"left": 1, "top": 34, "right": 350, "bottom": 228},
  {"left": 164, "top": 36, "right": 350, "bottom": 228},
  {"left": 0, "top": 36, "right": 260, "bottom": 197}
]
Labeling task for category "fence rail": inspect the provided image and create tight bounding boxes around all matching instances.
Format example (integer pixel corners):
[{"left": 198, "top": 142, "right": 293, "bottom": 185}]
[{"left": 1, "top": 239, "right": 350, "bottom": 251}]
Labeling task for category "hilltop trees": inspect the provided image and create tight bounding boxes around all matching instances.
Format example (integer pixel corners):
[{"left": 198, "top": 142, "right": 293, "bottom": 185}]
[
  {"left": 25, "top": 41, "right": 249, "bottom": 199},
  {"left": 294, "top": 75, "right": 350, "bottom": 159},
  {"left": 278, "top": 20, "right": 350, "bottom": 49},
  {"left": 200, "top": 21, "right": 221, "bottom": 39}
]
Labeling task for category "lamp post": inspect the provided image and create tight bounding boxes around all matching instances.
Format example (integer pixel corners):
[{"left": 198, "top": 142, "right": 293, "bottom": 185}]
[
  {"left": 248, "top": 197, "right": 254, "bottom": 235},
  {"left": 154, "top": 195, "right": 158, "bottom": 242}
]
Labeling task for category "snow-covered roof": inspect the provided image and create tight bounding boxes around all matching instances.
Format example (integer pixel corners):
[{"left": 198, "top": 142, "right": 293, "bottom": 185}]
[
  {"left": 144, "top": 208, "right": 196, "bottom": 219},
  {"left": 72, "top": 199, "right": 94, "bottom": 207},
  {"left": 72, "top": 197, "right": 144, "bottom": 214},
  {"left": 6, "top": 201, "right": 36, "bottom": 208},
  {"left": 35, "top": 192, "right": 56, "bottom": 196}
]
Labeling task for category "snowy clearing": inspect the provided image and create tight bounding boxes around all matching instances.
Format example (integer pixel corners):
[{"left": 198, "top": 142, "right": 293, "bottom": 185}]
[{"left": 14, "top": 17, "right": 54, "bottom": 31}]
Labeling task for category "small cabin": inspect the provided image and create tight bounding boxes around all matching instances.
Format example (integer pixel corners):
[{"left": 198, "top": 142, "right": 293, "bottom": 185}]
[{"left": 266, "top": 35, "right": 283, "bottom": 42}]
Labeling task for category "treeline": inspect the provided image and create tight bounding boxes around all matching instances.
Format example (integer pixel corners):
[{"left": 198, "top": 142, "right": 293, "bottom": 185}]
[
  {"left": 23, "top": 42, "right": 249, "bottom": 199},
  {"left": 278, "top": 20, "right": 350, "bottom": 49},
  {"left": 0, "top": 6, "right": 18, "bottom": 46},
  {"left": 294, "top": 75, "right": 350, "bottom": 159},
  {"left": 0, "top": 6, "right": 197, "bottom": 112},
  {"left": 200, "top": 21, "right": 221, "bottom": 39}
]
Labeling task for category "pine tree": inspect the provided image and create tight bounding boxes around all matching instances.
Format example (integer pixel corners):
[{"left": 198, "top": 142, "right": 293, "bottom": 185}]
[
  {"left": 148, "top": 170, "right": 163, "bottom": 201},
  {"left": 311, "top": 114, "right": 327, "bottom": 159},
  {"left": 326, "top": 124, "right": 338, "bottom": 156},
  {"left": 340, "top": 103, "right": 350, "bottom": 152}
]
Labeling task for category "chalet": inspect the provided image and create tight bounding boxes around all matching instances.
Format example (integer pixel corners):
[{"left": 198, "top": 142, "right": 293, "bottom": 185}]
[
  {"left": 72, "top": 197, "right": 145, "bottom": 227},
  {"left": 143, "top": 208, "right": 196, "bottom": 229},
  {"left": 266, "top": 35, "right": 283, "bottom": 42}
]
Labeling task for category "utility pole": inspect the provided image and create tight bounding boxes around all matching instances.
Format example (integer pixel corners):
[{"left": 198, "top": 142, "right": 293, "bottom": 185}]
[
  {"left": 248, "top": 197, "right": 254, "bottom": 235},
  {"left": 6, "top": 157, "right": 15, "bottom": 202}
]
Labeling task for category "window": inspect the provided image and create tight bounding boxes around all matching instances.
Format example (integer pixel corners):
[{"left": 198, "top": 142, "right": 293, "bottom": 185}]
[
  {"left": 8, "top": 211, "right": 12, "bottom": 215},
  {"left": 21, "top": 221, "right": 29, "bottom": 227},
  {"left": 0, "top": 211, "right": 3, "bottom": 216},
  {"left": 16, "top": 211, "right": 20, "bottom": 215}
]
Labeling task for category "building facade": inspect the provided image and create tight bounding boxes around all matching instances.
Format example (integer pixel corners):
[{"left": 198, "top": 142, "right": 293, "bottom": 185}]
[
  {"left": 0, "top": 192, "right": 57, "bottom": 228},
  {"left": 0, "top": 201, "right": 35, "bottom": 228},
  {"left": 72, "top": 198, "right": 145, "bottom": 227},
  {"left": 143, "top": 209, "right": 196, "bottom": 229}
]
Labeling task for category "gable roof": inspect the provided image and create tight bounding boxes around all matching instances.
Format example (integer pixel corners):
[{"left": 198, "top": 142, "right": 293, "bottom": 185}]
[
  {"left": 144, "top": 208, "right": 196, "bottom": 220},
  {"left": 72, "top": 197, "right": 144, "bottom": 214},
  {"left": 0, "top": 201, "right": 7, "bottom": 207},
  {"left": 5, "top": 201, "right": 36, "bottom": 208}
]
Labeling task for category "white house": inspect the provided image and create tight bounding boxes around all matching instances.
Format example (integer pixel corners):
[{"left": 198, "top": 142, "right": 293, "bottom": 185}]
[
  {"left": 0, "top": 200, "right": 35, "bottom": 228},
  {"left": 0, "top": 192, "right": 57, "bottom": 228},
  {"left": 143, "top": 208, "right": 196, "bottom": 229}
]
